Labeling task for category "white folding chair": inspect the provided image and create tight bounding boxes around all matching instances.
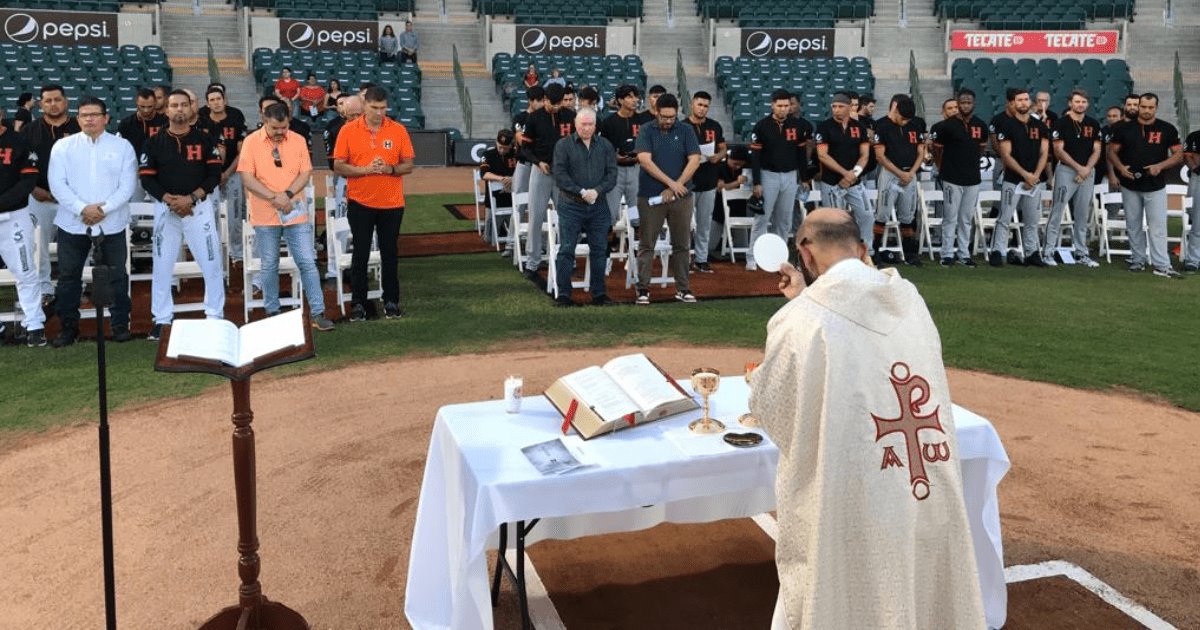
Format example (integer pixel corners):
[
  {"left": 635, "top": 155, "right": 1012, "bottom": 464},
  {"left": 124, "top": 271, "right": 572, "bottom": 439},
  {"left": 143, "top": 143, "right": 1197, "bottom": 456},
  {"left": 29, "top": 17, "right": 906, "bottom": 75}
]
[
  {"left": 1098, "top": 191, "right": 1132, "bottom": 262},
  {"left": 868, "top": 188, "right": 903, "bottom": 258},
  {"left": 242, "top": 220, "right": 304, "bottom": 322},
  {"left": 127, "top": 202, "right": 157, "bottom": 285},
  {"left": 623, "top": 203, "right": 674, "bottom": 289},
  {"left": 720, "top": 188, "right": 755, "bottom": 263},
  {"left": 0, "top": 261, "right": 22, "bottom": 327},
  {"left": 1166, "top": 184, "right": 1189, "bottom": 261},
  {"left": 973, "top": 189, "right": 1023, "bottom": 256},
  {"left": 472, "top": 169, "right": 488, "bottom": 236},
  {"left": 509, "top": 191, "right": 530, "bottom": 268},
  {"left": 545, "top": 209, "right": 593, "bottom": 298},
  {"left": 486, "top": 182, "right": 515, "bottom": 251},
  {"left": 610, "top": 193, "right": 630, "bottom": 272},
  {"left": 326, "top": 202, "right": 382, "bottom": 313},
  {"left": 917, "top": 187, "right": 944, "bottom": 260}
]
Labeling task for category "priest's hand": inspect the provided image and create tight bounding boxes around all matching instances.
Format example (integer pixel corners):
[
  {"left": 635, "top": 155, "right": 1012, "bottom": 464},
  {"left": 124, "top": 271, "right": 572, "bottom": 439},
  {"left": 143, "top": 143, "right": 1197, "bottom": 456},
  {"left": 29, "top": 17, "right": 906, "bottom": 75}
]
[{"left": 778, "top": 261, "right": 806, "bottom": 300}]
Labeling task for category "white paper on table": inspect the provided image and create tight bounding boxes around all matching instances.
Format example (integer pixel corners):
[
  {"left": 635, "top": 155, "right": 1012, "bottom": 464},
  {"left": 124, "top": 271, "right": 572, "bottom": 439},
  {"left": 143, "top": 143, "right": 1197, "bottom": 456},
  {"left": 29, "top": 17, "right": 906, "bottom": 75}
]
[
  {"left": 699, "top": 142, "right": 716, "bottom": 157},
  {"left": 521, "top": 438, "right": 594, "bottom": 475}
]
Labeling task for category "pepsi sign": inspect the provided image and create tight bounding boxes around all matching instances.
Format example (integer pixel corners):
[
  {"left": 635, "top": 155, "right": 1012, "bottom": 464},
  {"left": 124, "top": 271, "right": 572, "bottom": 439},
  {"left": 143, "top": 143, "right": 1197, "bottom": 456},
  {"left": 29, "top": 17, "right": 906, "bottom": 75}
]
[
  {"left": 515, "top": 26, "right": 605, "bottom": 57},
  {"left": 0, "top": 9, "right": 117, "bottom": 45},
  {"left": 740, "top": 28, "right": 834, "bottom": 59},
  {"left": 279, "top": 18, "right": 377, "bottom": 51}
]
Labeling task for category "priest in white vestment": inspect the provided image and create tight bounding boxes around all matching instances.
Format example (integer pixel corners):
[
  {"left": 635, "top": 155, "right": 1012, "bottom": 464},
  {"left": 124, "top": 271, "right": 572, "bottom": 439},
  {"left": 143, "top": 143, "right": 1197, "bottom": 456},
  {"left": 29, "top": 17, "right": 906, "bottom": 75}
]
[{"left": 750, "top": 208, "right": 987, "bottom": 629}]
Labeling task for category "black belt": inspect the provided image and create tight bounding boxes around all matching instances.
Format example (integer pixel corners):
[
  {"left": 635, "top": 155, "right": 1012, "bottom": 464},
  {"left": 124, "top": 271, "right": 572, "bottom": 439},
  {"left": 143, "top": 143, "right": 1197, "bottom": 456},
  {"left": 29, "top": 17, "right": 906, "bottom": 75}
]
[{"left": 559, "top": 190, "right": 588, "bottom": 204}]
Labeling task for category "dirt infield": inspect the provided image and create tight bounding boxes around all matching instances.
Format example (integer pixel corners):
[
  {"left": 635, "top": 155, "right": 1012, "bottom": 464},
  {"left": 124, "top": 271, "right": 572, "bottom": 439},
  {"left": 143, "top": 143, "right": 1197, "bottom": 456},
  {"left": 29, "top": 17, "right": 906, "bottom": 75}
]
[{"left": 1, "top": 345, "right": 1196, "bottom": 628}]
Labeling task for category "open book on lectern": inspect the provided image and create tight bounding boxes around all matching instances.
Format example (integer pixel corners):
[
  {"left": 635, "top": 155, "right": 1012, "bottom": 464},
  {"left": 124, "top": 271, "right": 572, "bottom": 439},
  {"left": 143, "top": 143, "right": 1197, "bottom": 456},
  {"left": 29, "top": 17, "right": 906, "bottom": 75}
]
[
  {"left": 544, "top": 353, "right": 699, "bottom": 439},
  {"left": 166, "top": 309, "right": 306, "bottom": 368}
]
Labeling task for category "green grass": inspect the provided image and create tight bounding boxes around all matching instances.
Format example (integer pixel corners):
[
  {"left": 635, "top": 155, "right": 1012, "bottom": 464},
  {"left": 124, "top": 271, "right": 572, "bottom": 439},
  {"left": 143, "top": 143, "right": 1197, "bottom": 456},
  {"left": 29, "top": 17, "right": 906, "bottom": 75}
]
[
  {"left": 2, "top": 193, "right": 1198, "bottom": 434},
  {"left": 402, "top": 193, "right": 479, "bottom": 234}
]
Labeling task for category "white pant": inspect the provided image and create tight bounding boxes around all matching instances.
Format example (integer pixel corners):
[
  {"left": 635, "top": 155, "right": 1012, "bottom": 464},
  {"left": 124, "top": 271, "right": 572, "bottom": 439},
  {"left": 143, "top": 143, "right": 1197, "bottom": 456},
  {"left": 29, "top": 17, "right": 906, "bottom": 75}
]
[
  {"left": 151, "top": 199, "right": 225, "bottom": 324},
  {"left": 0, "top": 208, "right": 48, "bottom": 331},
  {"left": 26, "top": 195, "right": 57, "bottom": 295}
]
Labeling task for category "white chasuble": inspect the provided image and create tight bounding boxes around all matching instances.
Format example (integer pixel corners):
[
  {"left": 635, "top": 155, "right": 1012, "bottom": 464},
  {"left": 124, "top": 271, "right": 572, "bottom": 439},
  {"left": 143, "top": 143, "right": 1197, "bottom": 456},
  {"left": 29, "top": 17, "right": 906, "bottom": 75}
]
[{"left": 750, "top": 258, "right": 986, "bottom": 630}]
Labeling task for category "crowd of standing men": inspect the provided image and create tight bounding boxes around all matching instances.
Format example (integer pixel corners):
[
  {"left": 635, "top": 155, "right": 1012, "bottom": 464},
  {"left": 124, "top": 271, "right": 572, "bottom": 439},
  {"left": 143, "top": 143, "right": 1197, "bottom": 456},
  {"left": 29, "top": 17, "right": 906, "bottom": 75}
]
[
  {"left": 482, "top": 79, "right": 1198, "bottom": 307},
  {"left": 0, "top": 79, "right": 417, "bottom": 347}
]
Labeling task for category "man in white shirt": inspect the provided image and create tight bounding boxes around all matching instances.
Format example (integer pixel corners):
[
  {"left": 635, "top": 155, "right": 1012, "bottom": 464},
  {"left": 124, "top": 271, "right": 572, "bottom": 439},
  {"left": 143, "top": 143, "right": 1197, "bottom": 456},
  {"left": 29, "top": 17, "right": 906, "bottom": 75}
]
[
  {"left": 47, "top": 96, "right": 138, "bottom": 347},
  {"left": 750, "top": 208, "right": 985, "bottom": 629}
]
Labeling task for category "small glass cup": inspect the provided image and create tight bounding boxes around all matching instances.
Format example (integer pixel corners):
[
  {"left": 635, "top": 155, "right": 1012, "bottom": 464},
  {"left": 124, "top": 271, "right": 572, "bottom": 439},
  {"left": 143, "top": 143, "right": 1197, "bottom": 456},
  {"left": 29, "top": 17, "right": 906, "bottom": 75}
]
[{"left": 504, "top": 375, "right": 523, "bottom": 414}]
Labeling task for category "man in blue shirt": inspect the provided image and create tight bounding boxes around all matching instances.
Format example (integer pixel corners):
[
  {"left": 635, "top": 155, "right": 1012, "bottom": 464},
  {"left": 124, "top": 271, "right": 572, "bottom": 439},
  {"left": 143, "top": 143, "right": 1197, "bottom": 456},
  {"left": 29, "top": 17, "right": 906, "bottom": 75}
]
[{"left": 634, "top": 94, "right": 701, "bottom": 304}]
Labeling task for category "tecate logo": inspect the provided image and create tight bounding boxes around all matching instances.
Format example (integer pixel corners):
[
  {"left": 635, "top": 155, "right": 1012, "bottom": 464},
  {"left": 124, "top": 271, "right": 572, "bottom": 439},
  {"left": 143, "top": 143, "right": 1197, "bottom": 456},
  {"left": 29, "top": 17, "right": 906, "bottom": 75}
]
[
  {"left": 4, "top": 13, "right": 108, "bottom": 43},
  {"left": 286, "top": 22, "right": 373, "bottom": 49},
  {"left": 520, "top": 28, "right": 598, "bottom": 54},
  {"left": 745, "top": 31, "right": 828, "bottom": 57}
]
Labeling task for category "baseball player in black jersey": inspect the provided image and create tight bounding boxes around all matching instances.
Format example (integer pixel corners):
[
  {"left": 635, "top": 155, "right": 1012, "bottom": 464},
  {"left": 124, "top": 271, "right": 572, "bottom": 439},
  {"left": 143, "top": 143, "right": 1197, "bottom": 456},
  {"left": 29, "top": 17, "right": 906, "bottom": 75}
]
[
  {"left": 1046, "top": 89, "right": 1102, "bottom": 267},
  {"left": 138, "top": 90, "right": 226, "bottom": 338},
  {"left": 23, "top": 85, "right": 80, "bottom": 300},
  {"left": 988, "top": 87, "right": 1050, "bottom": 267},
  {"left": 0, "top": 109, "right": 46, "bottom": 345}
]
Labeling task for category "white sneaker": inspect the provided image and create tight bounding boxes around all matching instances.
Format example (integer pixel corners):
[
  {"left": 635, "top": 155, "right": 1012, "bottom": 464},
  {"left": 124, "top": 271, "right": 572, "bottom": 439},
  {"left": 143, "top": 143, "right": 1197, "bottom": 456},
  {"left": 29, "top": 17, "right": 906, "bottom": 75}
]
[
  {"left": 1042, "top": 255, "right": 1058, "bottom": 267},
  {"left": 1078, "top": 255, "right": 1100, "bottom": 268},
  {"left": 745, "top": 261, "right": 758, "bottom": 271}
]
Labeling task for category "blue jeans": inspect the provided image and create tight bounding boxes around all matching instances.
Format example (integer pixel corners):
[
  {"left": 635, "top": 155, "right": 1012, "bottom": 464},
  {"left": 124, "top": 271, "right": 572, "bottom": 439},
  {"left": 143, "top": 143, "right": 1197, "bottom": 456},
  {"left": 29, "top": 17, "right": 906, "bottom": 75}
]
[
  {"left": 255, "top": 223, "right": 325, "bottom": 316},
  {"left": 55, "top": 228, "right": 131, "bottom": 328},
  {"left": 555, "top": 197, "right": 611, "bottom": 298}
]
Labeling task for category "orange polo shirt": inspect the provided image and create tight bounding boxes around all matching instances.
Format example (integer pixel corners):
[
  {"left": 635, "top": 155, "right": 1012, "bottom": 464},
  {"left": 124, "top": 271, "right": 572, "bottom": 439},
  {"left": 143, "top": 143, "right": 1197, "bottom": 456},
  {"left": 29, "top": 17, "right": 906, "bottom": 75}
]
[
  {"left": 332, "top": 115, "right": 416, "bottom": 209},
  {"left": 237, "top": 127, "right": 312, "bottom": 226}
]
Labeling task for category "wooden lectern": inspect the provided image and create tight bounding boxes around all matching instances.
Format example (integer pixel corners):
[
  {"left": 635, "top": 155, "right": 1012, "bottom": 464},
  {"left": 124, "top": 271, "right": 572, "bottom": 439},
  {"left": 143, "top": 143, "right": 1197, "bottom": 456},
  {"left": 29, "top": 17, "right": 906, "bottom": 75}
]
[{"left": 154, "top": 318, "right": 316, "bottom": 630}]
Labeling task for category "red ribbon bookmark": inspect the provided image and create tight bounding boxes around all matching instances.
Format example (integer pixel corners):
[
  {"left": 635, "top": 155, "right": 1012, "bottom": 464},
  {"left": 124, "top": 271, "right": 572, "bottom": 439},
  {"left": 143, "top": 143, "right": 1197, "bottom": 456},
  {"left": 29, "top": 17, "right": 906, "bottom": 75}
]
[
  {"left": 623, "top": 413, "right": 636, "bottom": 427},
  {"left": 561, "top": 399, "right": 579, "bottom": 435}
]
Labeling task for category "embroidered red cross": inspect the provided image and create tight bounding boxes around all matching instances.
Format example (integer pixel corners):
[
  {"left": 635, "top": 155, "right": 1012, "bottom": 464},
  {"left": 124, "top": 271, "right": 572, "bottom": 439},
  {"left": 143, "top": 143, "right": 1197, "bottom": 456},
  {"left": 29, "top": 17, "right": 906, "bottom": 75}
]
[{"left": 872, "top": 362, "right": 948, "bottom": 500}]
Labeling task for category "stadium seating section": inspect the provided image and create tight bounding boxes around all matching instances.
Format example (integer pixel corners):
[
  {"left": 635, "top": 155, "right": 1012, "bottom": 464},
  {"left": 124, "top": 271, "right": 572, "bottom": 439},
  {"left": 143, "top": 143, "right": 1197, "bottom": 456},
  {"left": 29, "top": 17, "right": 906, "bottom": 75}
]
[
  {"left": 253, "top": 48, "right": 425, "bottom": 128},
  {"left": 714, "top": 55, "right": 875, "bottom": 139},
  {"left": 936, "top": 0, "right": 1133, "bottom": 27},
  {"left": 698, "top": 0, "right": 873, "bottom": 24},
  {"left": 0, "top": 43, "right": 171, "bottom": 132},
  {"left": 492, "top": 53, "right": 646, "bottom": 119},
  {"left": 273, "top": 0, "right": 413, "bottom": 20},
  {"left": 951, "top": 57, "right": 1132, "bottom": 120},
  {"left": 475, "top": 0, "right": 643, "bottom": 22},
  {"left": 0, "top": 0, "right": 122, "bottom": 11}
]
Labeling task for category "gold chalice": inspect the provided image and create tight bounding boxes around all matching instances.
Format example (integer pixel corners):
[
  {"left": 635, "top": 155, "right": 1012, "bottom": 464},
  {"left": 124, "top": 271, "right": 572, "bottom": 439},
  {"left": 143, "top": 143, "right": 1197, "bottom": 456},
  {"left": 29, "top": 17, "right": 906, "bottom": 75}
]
[
  {"left": 739, "top": 362, "right": 760, "bottom": 428},
  {"left": 689, "top": 368, "right": 726, "bottom": 434}
]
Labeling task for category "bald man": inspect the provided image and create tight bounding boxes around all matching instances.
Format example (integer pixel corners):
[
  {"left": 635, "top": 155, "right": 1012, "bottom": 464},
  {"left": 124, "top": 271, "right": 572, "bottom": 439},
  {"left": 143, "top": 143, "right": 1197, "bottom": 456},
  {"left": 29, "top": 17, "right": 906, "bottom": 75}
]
[{"left": 750, "top": 208, "right": 985, "bottom": 630}]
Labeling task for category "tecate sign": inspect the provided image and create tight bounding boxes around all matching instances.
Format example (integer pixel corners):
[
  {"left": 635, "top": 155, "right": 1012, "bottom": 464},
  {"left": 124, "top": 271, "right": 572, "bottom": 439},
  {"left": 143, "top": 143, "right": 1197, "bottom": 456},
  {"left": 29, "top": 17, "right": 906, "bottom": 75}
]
[
  {"left": 951, "top": 30, "right": 1119, "bottom": 54},
  {"left": 515, "top": 26, "right": 605, "bottom": 56},
  {"left": 0, "top": 9, "right": 117, "bottom": 45},
  {"left": 280, "top": 19, "right": 377, "bottom": 51},
  {"left": 740, "top": 29, "right": 834, "bottom": 58}
]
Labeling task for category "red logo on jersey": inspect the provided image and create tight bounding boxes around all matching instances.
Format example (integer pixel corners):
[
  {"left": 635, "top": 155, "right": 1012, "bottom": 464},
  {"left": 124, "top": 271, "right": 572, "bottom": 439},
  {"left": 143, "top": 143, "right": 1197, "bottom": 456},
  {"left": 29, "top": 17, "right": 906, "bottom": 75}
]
[
  {"left": 149, "top": 126, "right": 162, "bottom": 137},
  {"left": 0, "top": 148, "right": 11, "bottom": 165},
  {"left": 705, "top": 129, "right": 716, "bottom": 143},
  {"left": 223, "top": 127, "right": 236, "bottom": 140},
  {"left": 850, "top": 126, "right": 861, "bottom": 139},
  {"left": 786, "top": 127, "right": 797, "bottom": 141},
  {"left": 970, "top": 125, "right": 982, "bottom": 139},
  {"left": 1083, "top": 126, "right": 1094, "bottom": 138},
  {"left": 1147, "top": 131, "right": 1162, "bottom": 144},
  {"left": 908, "top": 131, "right": 919, "bottom": 144},
  {"left": 559, "top": 123, "right": 573, "bottom": 137},
  {"left": 186, "top": 144, "right": 203, "bottom": 161},
  {"left": 1028, "top": 127, "right": 1040, "bottom": 140},
  {"left": 632, "top": 124, "right": 641, "bottom": 137}
]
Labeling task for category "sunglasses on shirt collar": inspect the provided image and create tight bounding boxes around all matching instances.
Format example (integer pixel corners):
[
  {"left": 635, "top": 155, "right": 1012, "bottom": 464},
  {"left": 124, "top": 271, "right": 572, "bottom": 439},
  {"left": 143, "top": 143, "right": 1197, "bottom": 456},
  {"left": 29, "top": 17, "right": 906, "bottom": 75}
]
[{"left": 272, "top": 147, "right": 282, "bottom": 168}]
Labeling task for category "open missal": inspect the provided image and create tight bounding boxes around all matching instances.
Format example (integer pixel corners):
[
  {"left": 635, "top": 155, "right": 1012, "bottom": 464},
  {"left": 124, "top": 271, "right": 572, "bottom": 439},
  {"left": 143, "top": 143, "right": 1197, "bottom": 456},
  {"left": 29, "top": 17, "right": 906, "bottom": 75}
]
[
  {"left": 544, "top": 353, "right": 699, "bottom": 439},
  {"left": 166, "top": 309, "right": 306, "bottom": 368}
]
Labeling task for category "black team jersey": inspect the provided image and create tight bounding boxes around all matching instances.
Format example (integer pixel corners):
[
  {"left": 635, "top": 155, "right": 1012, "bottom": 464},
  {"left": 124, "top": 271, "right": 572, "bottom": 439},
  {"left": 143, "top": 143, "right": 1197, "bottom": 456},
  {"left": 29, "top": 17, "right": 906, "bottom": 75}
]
[
  {"left": 599, "top": 110, "right": 655, "bottom": 165},
  {"left": 0, "top": 126, "right": 38, "bottom": 213},
  {"left": 137, "top": 127, "right": 223, "bottom": 201},
  {"left": 200, "top": 109, "right": 248, "bottom": 171},
  {"left": 813, "top": 117, "right": 870, "bottom": 186},
  {"left": 520, "top": 107, "right": 576, "bottom": 165},
  {"left": 22, "top": 115, "right": 80, "bottom": 191},
  {"left": 990, "top": 112, "right": 1050, "bottom": 184},
  {"left": 117, "top": 112, "right": 168, "bottom": 155},
  {"left": 929, "top": 115, "right": 988, "bottom": 187},
  {"left": 1108, "top": 119, "right": 1181, "bottom": 193},
  {"left": 749, "top": 115, "right": 812, "bottom": 183}
]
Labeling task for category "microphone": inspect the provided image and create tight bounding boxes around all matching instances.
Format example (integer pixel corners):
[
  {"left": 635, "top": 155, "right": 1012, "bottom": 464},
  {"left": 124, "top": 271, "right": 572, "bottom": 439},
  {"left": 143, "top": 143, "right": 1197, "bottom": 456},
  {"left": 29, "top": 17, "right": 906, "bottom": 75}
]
[{"left": 88, "top": 226, "right": 114, "bottom": 308}]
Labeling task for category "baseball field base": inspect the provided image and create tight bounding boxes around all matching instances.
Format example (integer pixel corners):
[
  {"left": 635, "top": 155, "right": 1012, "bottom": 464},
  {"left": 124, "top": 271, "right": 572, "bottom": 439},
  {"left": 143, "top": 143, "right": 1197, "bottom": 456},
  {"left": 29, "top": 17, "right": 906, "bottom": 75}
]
[{"left": 198, "top": 598, "right": 309, "bottom": 630}]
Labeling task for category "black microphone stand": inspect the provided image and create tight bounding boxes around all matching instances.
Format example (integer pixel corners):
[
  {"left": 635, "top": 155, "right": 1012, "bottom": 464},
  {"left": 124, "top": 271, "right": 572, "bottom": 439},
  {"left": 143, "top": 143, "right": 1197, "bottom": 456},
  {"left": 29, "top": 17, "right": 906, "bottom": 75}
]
[{"left": 88, "top": 226, "right": 117, "bottom": 630}]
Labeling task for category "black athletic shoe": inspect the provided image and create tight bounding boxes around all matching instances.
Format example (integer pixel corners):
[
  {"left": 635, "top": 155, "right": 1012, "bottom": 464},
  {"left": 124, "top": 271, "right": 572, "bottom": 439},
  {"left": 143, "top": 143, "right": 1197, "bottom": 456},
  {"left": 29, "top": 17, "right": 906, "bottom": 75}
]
[
  {"left": 959, "top": 257, "right": 977, "bottom": 268},
  {"left": 53, "top": 325, "right": 78, "bottom": 348},
  {"left": 384, "top": 302, "right": 402, "bottom": 319},
  {"left": 988, "top": 251, "right": 1003, "bottom": 267},
  {"left": 695, "top": 262, "right": 714, "bottom": 273},
  {"left": 591, "top": 294, "right": 616, "bottom": 306},
  {"left": 940, "top": 257, "right": 955, "bottom": 267},
  {"left": 350, "top": 303, "right": 368, "bottom": 322},
  {"left": 1006, "top": 251, "right": 1024, "bottom": 266},
  {"left": 1024, "top": 252, "right": 1048, "bottom": 268},
  {"left": 26, "top": 329, "right": 47, "bottom": 348},
  {"left": 554, "top": 296, "right": 576, "bottom": 308},
  {"left": 147, "top": 323, "right": 164, "bottom": 341},
  {"left": 905, "top": 256, "right": 924, "bottom": 268}
]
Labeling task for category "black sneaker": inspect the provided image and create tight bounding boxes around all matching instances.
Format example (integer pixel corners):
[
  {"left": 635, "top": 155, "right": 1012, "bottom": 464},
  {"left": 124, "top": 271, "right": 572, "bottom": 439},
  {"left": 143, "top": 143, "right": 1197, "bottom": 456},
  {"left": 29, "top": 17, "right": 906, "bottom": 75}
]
[
  {"left": 554, "top": 296, "right": 576, "bottom": 308},
  {"left": 522, "top": 268, "right": 538, "bottom": 281},
  {"left": 988, "top": 251, "right": 1003, "bottom": 267},
  {"left": 905, "top": 256, "right": 924, "bottom": 268},
  {"left": 112, "top": 324, "right": 132, "bottom": 343},
  {"left": 1183, "top": 263, "right": 1199, "bottom": 274},
  {"left": 311, "top": 314, "right": 336, "bottom": 331},
  {"left": 147, "top": 323, "right": 164, "bottom": 341},
  {"left": 940, "top": 257, "right": 954, "bottom": 267},
  {"left": 675, "top": 290, "right": 697, "bottom": 303},
  {"left": 1006, "top": 251, "right": 1024, "bottom": 266},
  {"left": 53, "top": 325, "right": 78, "bottom": 348},
  {"left": 26, "top": 329, "right": 47, "bottom": 348},
  {"left": 591, "top": 294, "right": 616, "bottom": 306},
  {"left": 636, "top": 289, "right": 650, "bottom": 305},
  {"left": 959, "top": 257, "right": 977, "bottom": 268},
  {"left": 384, "top": 302, "right": 402, "bottom": 318},
  {"left": 1128, "top": 262, "right": 1146, "bottom": 272},
  {"left": 695, "top": 262, "right": 714, "bottom": 273},
  {"left": 350, "top": 302, "right": 367, "bottom": 322},
  {"left": 1024, "top": 252, "right": 1048, "bottom": 268},
  {"left": 1152, "top": 267, "right": 1183, "bottom": 279}
]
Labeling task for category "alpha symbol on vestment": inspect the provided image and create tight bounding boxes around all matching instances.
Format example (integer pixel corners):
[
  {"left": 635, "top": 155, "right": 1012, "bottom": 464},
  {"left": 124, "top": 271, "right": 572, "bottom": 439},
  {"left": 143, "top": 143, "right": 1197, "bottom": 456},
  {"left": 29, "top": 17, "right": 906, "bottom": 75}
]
[{"left": 871, "top": 362, "right": 949, "bottom": 501}]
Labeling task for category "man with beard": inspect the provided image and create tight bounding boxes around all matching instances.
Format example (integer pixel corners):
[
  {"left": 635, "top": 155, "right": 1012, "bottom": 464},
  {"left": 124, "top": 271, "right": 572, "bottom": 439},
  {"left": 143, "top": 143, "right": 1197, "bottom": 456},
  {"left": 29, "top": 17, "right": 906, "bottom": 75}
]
[
  {"left": 929, "top": 91, "right": 988, "bottom": 266},
  {"left": 813, "top": 92, "right": 871, "bottom": 257},
  {"left": 517, "top": 83, "right": 575, "bottom": 279},
  {"left": 0, "top": 106, "right": 47, "bottom": 345},
  {"left": 1045, "top": 89, "right": 1102, "bottom": 267},
  {"left": 139, "top": 90, "right": 226, "bottom": 340},
  {"left": 1107, "top": 93, "right": 1184, "bottom": 278},
  {"left": 871, "top": 95, "right": 926, "bottom": 265},
  {"left": 22, "top": 84, "right": 80, "bottom": 303},
  {"left": 683, "top": 91, "right": 726, "bottom": 273},
  {"left": 200, "top": 87, "right": 248, "bottom": 262},
  {"left": 988, "top": 87, "right": 1049, "bottom": 267}
]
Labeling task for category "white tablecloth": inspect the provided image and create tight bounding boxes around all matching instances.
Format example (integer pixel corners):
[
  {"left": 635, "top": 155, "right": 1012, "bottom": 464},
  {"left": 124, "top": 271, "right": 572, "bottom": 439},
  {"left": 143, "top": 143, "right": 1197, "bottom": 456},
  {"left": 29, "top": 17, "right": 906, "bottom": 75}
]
[{"left": 405, "top": 378, "right": 1010, "bottom": 629}]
